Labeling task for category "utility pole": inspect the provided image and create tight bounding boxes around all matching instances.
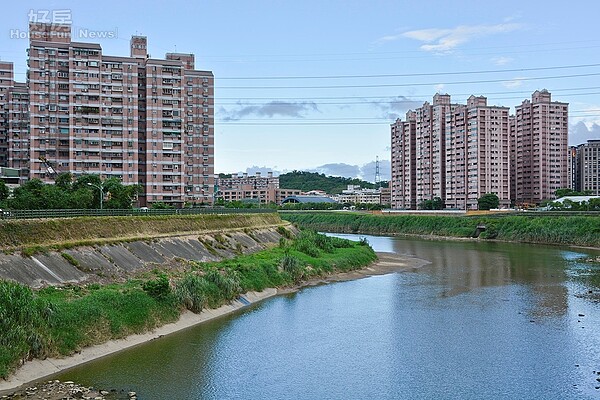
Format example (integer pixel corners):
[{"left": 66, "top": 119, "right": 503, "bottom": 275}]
[{"left": 375, "top": 156, "right": 381, "bottom": 188}]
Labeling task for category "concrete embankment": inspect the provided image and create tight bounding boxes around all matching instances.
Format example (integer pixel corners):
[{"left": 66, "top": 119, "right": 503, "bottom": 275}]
[{"left": 0, "top": 213, "right": 288, "bottom": 287}]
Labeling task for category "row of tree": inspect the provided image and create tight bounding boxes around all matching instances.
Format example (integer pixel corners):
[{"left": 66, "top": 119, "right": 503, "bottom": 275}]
[
  {"left": 278, "top": 171, "right": 388, "bottom": 194},
  {"left": 418, "top": 193, "right": 500, "bottom": 211},
  {"left": 0, "top": 173, "right": 141, "bottom": 210}
]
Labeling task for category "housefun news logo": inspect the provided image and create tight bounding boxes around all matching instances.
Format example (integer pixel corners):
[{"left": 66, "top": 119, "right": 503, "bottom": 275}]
[{"left": 9, "top": 9, "right": 118, "bottom": 40}]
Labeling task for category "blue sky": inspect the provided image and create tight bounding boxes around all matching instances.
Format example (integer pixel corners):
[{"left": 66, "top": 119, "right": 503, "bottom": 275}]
[{"left": 2, "top": 0, "right": 600, "bottom": 181}]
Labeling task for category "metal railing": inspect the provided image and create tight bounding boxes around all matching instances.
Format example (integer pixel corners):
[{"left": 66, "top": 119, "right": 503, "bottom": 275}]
[{"left": 0, "top": 207, "right": 277, "bottom": 220}]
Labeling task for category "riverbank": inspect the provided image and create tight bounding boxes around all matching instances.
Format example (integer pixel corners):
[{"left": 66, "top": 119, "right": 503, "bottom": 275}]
[
  {"left": 0, "top": 250, "right": 427, "bottom": 395},
  {"left": 281, "top": 211, "right": 600, "bottom": 248},
  {"left": 0, "top": 289, "right": 277, "bottom": 394},
  {"left": 277, "top": 252, "right": 429, "bottom": 294}
]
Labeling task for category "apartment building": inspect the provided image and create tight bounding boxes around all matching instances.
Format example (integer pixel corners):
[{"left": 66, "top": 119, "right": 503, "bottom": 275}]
[
  {"left": 390, "top": 111, "right": 416, "bottom": 209},
  {"left": 568, "top": 145, "right": 577, "bottom": 190},
  {"left": 7, "top": 82, "right": 30, "bottom": 181},
  {"left": 215, "top": 172, "right": 302, "bottom": 205},
  {"left": 0, "top": 61, "right": 13, "bottom": 168},
  {"left": 218, "top": 172, "right": 279, "bottom": 190},
  {"left": 513, "top": 90, "right": 568, "bottom": 204},
  {"left": 414, "top": 94, "right": 461, "bottom": 204},
  {"left": 445, "top": 96, "right": 510, "bottom": 209},
  {"left": 575, "top": 140, "right": 600, "bottom": 195},
  {"left": 2, "top": 22, "right": 214, "bottom": 206},
  {"left": 390, "top": 90, "right": 567, "bottom": 209},
  {"left": 332, "top": 185, "right": 383, "bottom": 205}
]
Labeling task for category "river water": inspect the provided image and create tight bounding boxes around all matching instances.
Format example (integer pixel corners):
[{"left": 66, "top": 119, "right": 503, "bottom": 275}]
[{"left": 55, "top": 235, "right": 600, "bottom": 399}]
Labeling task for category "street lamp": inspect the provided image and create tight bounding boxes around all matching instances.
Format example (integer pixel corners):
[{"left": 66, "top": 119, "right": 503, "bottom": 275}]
[{"left": 87, "top": 182, "right": 104, "bottom": 210}]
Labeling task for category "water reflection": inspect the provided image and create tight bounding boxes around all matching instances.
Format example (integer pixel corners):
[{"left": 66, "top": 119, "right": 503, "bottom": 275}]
[{"left": 328, "top": 233, "right": 600, "bottom": 319}]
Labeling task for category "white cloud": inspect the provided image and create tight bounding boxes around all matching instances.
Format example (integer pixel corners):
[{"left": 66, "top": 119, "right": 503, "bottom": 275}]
[
  {"left": 434, "top": 84, "right": 446, "bottom": 92},
  {"left": 570, "top": 105, "right": 600, "bottom": 131},
  {"left": 502, "top": 77, "right": 526, "bottom": 88},
  {"left": 380, "top": 23, "right": 523, "bottom": 53},
  {"left": 369, "top": 95, "right": 422, "bottom": 120},
  {"left": 570, "top": 121, "right": 600, "bottom": 146},
  {"left": 492, "top": 56, "right": 513, "bottom": 65},
  {"left": 219, "top": 101, "right": 319, "bottom": 121}
]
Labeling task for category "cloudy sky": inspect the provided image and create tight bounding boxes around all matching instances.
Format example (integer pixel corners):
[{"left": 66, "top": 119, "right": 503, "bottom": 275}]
[{"left": 2, "top": 1, "right": 600, "bottom": 181}]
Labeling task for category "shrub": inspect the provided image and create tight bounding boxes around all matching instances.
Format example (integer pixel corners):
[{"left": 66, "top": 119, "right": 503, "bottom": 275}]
[
  {"left": 173, "top": 274, "right": 210, "bottom": 313},
  {"left": 281, "top": 254, "right": 303, "bottom": 281},
  {"left": 142, "top": 273, "right": 170, "bottom": 299},
  {"left": 0, "top": 281, "right": 52, "bottom": 377},
  {"left": 480, "top": 223, "right": 498, "bottom": 239},
  {"left": 276, "top": 226, "right": 294, "bottom": 239},
  {"left": 205, "top": 268, "right": 241, "bottom": 300}
]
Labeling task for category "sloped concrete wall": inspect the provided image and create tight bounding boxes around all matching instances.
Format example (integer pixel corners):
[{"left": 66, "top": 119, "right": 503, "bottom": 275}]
[{"left": 0, "top": 227, "right": 291, "bottom": 287}]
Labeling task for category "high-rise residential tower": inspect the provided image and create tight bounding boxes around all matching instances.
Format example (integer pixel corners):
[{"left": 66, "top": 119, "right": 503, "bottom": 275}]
[
  {"left": 513, "top": 90, "right": 568, "bottom": 204},
  {"left": 390, "top": 90, "right": 567, "bottom": 209},
  {"left": 18, "top": 22, "right": 215, "bottom": 206},
  {"left": 575, "top": 140, "right": 600, "bottom": 195},
  {"left": 390, "top": 111, "right": 416, "bottom": 209},
  {"left": 445, "top": 96, "right": 510, "bottom": 209}
]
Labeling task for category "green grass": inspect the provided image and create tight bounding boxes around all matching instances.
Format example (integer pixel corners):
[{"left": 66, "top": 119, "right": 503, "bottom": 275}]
[
  {"left": 61, "top": 252, "right": 79, "bottom": 267},
  {"left": 281, "top": 212, "right": 600, "bottom": 247},
  {"left": 0, "top": 213, "right": 283, "bottom": 250},
  {"left": 0, "top": 230, "right": 375, "bottom": 379}
]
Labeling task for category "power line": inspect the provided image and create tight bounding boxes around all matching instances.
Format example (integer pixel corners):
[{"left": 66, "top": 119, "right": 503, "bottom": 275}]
[
  {"left": 215, "top": 93, "right": 600, "bottom": 107},
  {"left": 216, "top": 87, "right": 600, "bottom": 104},
  {"left": 217, "top": 72, "right": 600, "bottom": 90},
  {"left": 218, "top": 112, "right": 600, "bottom": 121},
  {"left": 216, "top": 63, "right": 600, "bottom": 80},
  {"left": 217, "top": 86, "right": 600, "bottom": 100}
]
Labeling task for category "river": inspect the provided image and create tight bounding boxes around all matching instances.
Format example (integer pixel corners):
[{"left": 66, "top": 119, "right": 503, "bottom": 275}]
[{"left": 54, "top": 234, "right": 600, "bottom": 399}]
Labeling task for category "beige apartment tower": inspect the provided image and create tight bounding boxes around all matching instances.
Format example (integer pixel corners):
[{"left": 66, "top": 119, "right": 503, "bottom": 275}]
[
  {"left": 390, "top": 90, "right": 567, "bottom": 209},
  {"left": 445, "top": 96, "right": 510, "bottom": 209},
  {"left": 390, "top": 111, "right": 416, "bottom": 209},
  {"left": 513, "top": 90, "right": 568, "bottom": 204},
  {"left": 20, "top": 22, "right": 215, "bottom": 206}
]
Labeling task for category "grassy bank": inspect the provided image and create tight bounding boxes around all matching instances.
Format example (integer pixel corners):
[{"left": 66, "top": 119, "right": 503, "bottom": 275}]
[
  {"left": 281, "top": 212, "right": 600, "bottom": 247},
  {"left": 0, "top": 213, "right": 282, "bottom": 250},
  {"left": 0, "top": 230, "right": 376, "bottom": 379}
]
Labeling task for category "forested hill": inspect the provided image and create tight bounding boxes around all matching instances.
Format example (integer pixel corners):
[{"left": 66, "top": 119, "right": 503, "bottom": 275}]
[{"left": 279, "top": 171, "right": 384, "bottom": 194}]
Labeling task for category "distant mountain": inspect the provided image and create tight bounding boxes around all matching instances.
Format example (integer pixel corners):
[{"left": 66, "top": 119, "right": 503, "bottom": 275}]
[{"left": 279, "top": 171, "right": 387, "bottom": 194}]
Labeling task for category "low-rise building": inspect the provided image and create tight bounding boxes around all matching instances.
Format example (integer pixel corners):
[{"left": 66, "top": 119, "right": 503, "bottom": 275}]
[
  {"left": 332, "top": 185, "right": 384, "bottom": 204},
  {"left": 216, "top": 172, "right": 303, "bottom": 205}
]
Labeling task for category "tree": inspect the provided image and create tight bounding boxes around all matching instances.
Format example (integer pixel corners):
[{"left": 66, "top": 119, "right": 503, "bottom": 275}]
[
  {"left": 103, "top": 178, "right": 142, "bottom": 209},
  {"left": 0, "top": 180, "right": 9, "bottom": 202},
  {"left": 54, "top": 172, "right": 74, "bottom": 191},
  {"left": 419, "top": 197, "right": 444, "bottom": 210},
  {"left": 555, "top": 188, "right": 592, "bottom": 198},
  {"left": 431, "top": 197, "right": 444, "bottom": 210},
  {"left": 73, "top": 174, "right": 103, "bottom": 209},
  {"left": 150, "top": 201, "right": 174, "bottom": 209},
  {"left": 8, "top": 179, "right": 46, "bottom": 209},
  {"left": 588, "top": 198, "right": 600, "bottom": 211},
  {"left": 478, "top": 193, "right": 500, "bottom": 210}
]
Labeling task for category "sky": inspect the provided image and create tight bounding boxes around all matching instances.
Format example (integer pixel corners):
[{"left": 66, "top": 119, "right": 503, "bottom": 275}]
[{"left": 1, "top": 0, "right": 600, "bottom": 181}]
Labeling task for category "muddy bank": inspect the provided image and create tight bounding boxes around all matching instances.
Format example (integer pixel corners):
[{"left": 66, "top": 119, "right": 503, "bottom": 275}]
[{"left": 278, "top": 251, "right": 430, "bottom": 294}]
